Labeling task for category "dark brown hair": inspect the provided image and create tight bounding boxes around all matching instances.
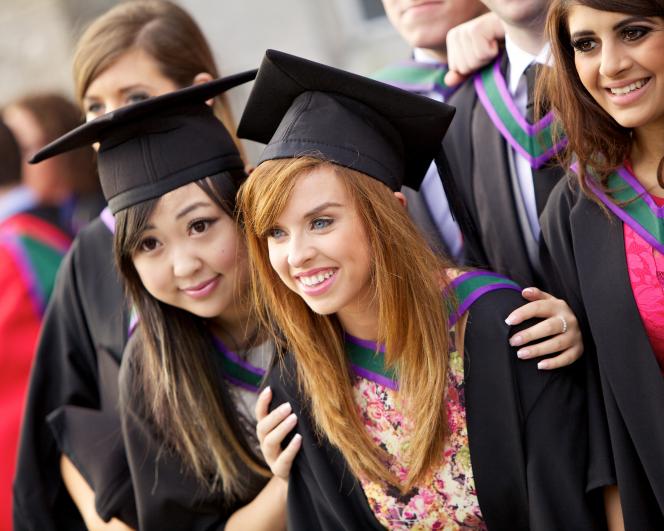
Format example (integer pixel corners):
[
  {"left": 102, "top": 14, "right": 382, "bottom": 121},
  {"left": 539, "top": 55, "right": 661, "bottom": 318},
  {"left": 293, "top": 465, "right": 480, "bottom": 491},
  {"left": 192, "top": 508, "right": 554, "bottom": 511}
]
[
  {"left": 6, "top": 93, "right": 98, "bottom": 194},
  {"left": 0, "top": 120, "right": 21, "bottom": 187},
  {"left": 538, "top": 0, "right": 664, "bottom": 201},
  {"left": 114, "top": 172, "right": 269, "bottom": 497}
]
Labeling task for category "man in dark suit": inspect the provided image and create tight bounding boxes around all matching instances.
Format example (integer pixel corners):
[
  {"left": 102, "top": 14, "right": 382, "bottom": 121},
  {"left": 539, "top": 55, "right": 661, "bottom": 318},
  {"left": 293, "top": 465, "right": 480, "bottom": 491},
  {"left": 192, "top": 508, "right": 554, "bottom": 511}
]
[
  {"left": 375, "top": 0, "right": 487, "bottom": 259},
  {"left": 443, "top": 0, "right": 560, "bottom": 288}
]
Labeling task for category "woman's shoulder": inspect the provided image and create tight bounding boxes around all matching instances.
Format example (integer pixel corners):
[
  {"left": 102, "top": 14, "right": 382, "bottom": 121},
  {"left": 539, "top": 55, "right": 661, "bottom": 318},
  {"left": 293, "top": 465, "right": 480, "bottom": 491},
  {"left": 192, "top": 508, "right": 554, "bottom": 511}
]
[
  {"left": 445, "top": 268, "right": 523, "bottom": 323},
  {"left": 265, "top": 350, "right": 301, "bottom": 406},
  {"left": 543, "top": 170, "right": 597, "bottom": 223},
  {"left": 70, "top": 216, "right": 115, "bottom": 266},
  {"left": 462, "top": 282, "right": 525, "bottom": 344},
  {"left": 458, "top": 274, "right": 580, "bottom": 419}
]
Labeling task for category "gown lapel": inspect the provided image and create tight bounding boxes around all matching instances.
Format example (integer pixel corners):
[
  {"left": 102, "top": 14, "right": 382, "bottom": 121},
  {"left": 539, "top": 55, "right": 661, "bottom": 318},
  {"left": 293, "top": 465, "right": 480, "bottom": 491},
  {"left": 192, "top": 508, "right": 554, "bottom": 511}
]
[{"left": 471, "top": 93, "right": 534, "bottom": 286}]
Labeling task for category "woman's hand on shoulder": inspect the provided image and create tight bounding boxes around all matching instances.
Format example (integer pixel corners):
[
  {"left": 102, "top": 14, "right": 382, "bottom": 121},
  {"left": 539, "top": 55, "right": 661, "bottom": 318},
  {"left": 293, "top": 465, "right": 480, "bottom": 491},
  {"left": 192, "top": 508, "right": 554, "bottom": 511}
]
[
  {"left": 444, "top": 11, "right": 504, "bottom": 87},
  {"left": 255, "top": 386, "right": 302, "bottom": 480},
  {"left": 504, "top": 287, "right": 583, "bottom": 370}
]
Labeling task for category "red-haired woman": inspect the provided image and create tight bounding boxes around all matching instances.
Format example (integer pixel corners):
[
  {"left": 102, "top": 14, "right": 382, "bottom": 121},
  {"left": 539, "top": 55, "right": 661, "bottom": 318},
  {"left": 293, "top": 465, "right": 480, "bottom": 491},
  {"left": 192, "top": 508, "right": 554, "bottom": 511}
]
[
  {"left": 239, "top": 50, "right": 603, "bottom": 530},
  {"left": 538, "top": 0, "right": 664, "bottom": 528}
]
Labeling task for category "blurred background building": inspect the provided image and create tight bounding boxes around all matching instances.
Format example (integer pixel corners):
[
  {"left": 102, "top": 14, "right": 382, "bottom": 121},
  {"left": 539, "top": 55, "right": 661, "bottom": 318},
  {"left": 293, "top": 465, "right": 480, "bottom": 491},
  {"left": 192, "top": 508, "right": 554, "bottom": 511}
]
[{"left": 0, "top": 0, "right": 409, "bottom": 162}]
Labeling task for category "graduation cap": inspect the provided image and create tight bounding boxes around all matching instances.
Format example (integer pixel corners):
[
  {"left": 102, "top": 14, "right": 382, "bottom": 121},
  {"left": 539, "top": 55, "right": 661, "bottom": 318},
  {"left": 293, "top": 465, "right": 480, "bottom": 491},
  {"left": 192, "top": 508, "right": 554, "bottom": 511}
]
[
  {"left": 30, "top": 70, "right": 257, "bottom": 214},
  {"left": 237, "top": 49, "right": 456, "bottom": 191}
]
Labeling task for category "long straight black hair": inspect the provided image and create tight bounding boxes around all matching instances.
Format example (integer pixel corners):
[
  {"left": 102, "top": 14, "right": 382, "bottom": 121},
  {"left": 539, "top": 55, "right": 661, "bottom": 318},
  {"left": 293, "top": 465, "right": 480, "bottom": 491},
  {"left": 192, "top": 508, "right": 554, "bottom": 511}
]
[{"left": 114, "top": 170, "right": 270, "bottom": 498}]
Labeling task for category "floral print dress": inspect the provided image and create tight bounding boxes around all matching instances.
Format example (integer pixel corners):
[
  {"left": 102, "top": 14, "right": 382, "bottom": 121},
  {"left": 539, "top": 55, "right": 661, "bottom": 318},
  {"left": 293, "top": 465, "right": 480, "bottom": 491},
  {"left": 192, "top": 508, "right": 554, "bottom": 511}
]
[{"left": 349, "top": 333, "right": 486, "bottom": 530}]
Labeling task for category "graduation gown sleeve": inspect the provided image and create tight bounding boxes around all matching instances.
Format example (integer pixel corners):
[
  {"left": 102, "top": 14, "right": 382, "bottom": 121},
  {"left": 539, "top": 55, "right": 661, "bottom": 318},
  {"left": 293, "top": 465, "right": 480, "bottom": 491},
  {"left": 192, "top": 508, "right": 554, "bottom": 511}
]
[
  {"left": 13, "top": 217, "right": 132, "bottom": 531},
  {"left": 268, "top": 356, "right": 384, "bottom": 531},
  {"left": 463, "top": 287, "right": 604, "bottom": 530},
  {"left": 45, "top": 345, "right": 136, "bottom": 526},
  {"left": 119, "top": 333, "right": 267, "bottom": 530},
  {"left": 268, "top": 286, "right": 603, "bottom": 530}
]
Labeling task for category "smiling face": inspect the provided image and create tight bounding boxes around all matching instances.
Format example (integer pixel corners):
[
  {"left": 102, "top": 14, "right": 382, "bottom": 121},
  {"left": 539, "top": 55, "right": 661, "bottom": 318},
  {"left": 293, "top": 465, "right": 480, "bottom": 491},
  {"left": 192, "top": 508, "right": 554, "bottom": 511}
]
[
  {"left": 131, "top": 182, "right": 248, "bottom": 329},
  {"left": 569, "top": 5, "right": 664, "bottom": 130},
  {"left": 83, "top": 48, "right": 180, "bottom": 121},
  {"left": 266, "top": 166, "right": 376, "bottom": 332},
  {"left": 382, "top": 0, "right": 486, "bottom": 53}
]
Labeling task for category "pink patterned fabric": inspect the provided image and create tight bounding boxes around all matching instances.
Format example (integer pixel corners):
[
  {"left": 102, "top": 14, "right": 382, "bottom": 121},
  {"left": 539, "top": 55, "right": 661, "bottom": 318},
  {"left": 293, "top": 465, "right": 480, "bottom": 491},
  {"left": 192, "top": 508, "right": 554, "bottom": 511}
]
[
  {"left": 353, "top": 342, "right": 486, "bottom": 529},
  {"left": 624, "top": 204, "right": 664, "bottom": 374}
]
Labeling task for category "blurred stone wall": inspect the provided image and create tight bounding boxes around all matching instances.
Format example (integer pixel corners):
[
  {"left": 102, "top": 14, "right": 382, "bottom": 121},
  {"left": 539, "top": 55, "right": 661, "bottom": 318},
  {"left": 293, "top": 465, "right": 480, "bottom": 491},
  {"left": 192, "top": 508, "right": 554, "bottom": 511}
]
[{"left": 0, "top": 0, "right": 115, "bottom": 103}]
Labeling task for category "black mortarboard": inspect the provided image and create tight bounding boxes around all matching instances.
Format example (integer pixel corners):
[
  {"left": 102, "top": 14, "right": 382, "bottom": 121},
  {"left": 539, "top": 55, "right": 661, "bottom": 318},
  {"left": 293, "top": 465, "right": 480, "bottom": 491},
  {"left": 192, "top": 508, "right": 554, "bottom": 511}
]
[
  {"left": 237, "top": 49, "right": 455, "bottom": 191},
  {"left": 30, "top": 70, "right": 257, "bottom": 214}
]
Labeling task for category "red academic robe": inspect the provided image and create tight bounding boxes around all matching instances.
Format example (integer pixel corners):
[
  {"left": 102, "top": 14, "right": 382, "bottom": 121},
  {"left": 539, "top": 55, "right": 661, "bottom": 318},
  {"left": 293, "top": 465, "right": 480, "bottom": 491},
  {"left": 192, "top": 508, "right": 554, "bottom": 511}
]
[{"left": 0, "top": 211, "right": 70, "bottom": 530}]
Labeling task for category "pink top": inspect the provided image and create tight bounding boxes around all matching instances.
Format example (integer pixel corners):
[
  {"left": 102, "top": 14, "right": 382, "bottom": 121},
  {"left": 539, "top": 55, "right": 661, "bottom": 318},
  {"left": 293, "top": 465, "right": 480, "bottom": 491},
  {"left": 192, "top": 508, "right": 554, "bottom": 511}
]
[{"left": 624, "top": 188, "right": 664, "bottom": 375}]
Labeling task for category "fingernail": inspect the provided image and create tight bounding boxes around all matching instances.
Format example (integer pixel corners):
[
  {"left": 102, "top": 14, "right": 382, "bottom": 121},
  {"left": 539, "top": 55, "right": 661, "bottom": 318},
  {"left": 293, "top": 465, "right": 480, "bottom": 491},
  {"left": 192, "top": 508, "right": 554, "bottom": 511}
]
[
  {"left": 517, "top": 348, "right": 530, "bottom": 359},
  {"left": 505, "top": 316, "right": 513, "bottom": 325},
  {"left": 279, "top": 402, "right": 292, "bottom": 413},
  {"left": 510, "top": 335, "right": 523, "bottom": 346},
  {"left": 293, "top": 434, "right": 303, "bottom": 444},
  {"left": 260, "top": 386, "right": 271, "bottom": 396},
  {"left": 287, "top": 413, "right": 298, "bottom": 424},
  {"left": 537, "top": 360, "right": 549, "bottom": 370},
  {"left": 523, "top": 287, "right": 534, "bottom": 296}
]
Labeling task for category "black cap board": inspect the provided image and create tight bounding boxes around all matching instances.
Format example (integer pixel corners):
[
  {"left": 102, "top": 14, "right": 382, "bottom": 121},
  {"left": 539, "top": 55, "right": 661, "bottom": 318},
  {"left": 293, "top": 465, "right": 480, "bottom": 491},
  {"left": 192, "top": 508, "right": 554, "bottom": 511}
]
[
  {"left": 237, "top": 49, "right": 455, "bottom": 191},
  {"left": 30, "top": 70, "right": 257, "bottom": 214}
]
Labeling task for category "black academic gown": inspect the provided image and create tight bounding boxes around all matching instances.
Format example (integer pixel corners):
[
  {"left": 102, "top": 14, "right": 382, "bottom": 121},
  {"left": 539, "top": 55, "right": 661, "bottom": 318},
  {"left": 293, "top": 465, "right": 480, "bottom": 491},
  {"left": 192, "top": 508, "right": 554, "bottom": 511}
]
[
  {"left": 540, "top": 178, "right": 664, "bottom": 530},
  {"left": 269, "top": 289, "right": 604, "bottom": 530},
  {"left": 13, "top": 216, "right": 136, "bottom": 530},
  {"left": 402, "top": 184, "right": 452, "bottom": 258},
  {"left": 443, "top": 58, "right": 562, "bottom": 288},
  {"left": 119, "top": 333, "right": 269, "bottom": 530}
]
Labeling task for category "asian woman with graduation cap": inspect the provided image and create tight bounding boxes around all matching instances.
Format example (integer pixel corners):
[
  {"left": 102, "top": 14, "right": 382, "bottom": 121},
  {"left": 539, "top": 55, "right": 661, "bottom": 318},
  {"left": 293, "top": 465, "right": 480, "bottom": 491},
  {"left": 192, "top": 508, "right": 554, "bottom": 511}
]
[
  {"left": 238, "top": 50, "right": 604, "bottom": 530},
  {"left": 13, "top": 2, "right": 253, "bottom": 530},
  {"left": 537, "top": 0, "right": 664, "bottom": 528},
  {"left": 31, "top": 75, "right": 298, "bottom": 530}
]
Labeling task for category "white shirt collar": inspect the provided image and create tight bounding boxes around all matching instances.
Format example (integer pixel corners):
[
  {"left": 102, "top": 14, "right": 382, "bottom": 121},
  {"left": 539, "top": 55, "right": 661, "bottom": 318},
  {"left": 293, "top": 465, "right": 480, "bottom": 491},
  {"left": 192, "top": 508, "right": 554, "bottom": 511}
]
[
  {"left": 504, "top": 36, "right": 550, "bottom": 95},
  {"left": 413, "top": 47, "right": 445, "bottom": 65},
  {"left": 0, "top": 186, "right": 37, "bottom": 224}
]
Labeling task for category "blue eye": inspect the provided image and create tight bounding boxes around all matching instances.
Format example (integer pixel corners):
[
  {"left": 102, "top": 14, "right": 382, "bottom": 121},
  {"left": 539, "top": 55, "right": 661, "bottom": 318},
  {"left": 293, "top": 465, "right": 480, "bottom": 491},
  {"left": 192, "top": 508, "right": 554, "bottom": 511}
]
[
  {"left": 311, "top": 218, "right": 333, "bottom": 230},
  {"left": 85, "top": 101, "right": 105, "bottom": 118},
  {"left": 126, "top": 91, "right": 151, "bottom": 105},
  {"left": 268, "top": 227, "right": 286, "bottom": 239}
]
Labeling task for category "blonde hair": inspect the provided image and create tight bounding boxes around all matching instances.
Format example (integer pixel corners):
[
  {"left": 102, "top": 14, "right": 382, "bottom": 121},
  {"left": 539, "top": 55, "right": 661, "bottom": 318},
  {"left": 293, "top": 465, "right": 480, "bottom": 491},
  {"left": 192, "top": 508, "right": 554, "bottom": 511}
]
[
  {"left": 239, "top": 157, "right": 454, "bottom": 489},
  {"left": 72, "top": 0, "right": 243, "bottom": 157}
]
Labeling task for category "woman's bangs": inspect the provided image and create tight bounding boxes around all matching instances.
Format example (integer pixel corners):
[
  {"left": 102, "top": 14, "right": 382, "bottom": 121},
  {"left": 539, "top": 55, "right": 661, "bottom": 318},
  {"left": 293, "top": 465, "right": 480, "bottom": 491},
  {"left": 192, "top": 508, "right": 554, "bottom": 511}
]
[{"left": 246, "top": 158, "right": 324, "bottom": 237}]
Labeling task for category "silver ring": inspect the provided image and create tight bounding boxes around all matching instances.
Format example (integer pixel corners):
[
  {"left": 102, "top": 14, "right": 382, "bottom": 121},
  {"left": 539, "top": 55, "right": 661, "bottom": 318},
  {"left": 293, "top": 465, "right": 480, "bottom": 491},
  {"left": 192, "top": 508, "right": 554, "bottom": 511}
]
[{"left": 558, "top": 316, "right": 568, "bottom": 334}]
